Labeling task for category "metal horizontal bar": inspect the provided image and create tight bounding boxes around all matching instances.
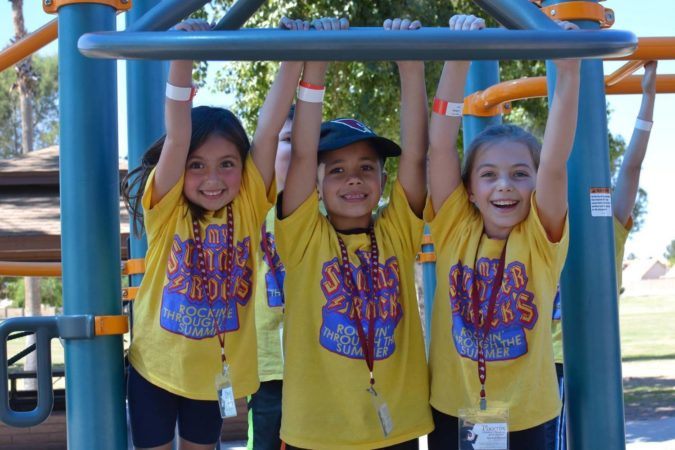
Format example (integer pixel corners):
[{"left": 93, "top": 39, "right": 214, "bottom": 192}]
[
  {"left": 126, "top": 0, "right": 211, "bottom": 32},
  {"left": 78, "top": 28, "right": 637, "bottom": 62}
]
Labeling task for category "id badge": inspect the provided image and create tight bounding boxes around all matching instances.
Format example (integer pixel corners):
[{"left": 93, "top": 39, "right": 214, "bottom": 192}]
[
  {"left": 458, "top": 405, "right": 508, "bottom": 450},
  {"left": 215, "top": 364, "right": 237, "bottom": 418},
  {"left": 368, "top": 386, "right": 393, "bottom": 437}
]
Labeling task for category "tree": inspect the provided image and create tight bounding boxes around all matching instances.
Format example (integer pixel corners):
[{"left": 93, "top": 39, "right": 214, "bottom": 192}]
[
  {"left": 202, "top": 0, "right": 645, "bottom": 218},
  {"left": 665, "top": 240, "right": 675, "bottom": 266},
  {"left": 0, "top": 54, "right": 59, "bottom": 157}
]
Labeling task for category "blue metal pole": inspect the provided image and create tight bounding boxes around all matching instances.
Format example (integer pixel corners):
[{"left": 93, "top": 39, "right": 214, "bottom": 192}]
[
  {"left": 125, "top": 0, "right": 210, "bottom": 32},
  {"left": 77, "top": 28, "right": 637, "bottom": 62},
  {"left": 463, "top": 60, "right": 502, "bottom": 144},
  {"left": 543, "top": 1, "right": 626, "bottom": 449},
  {"left": 474, "top": 0, "right": 560, "bottom": 30},
  {"left": 126, "top": 0, "right": 166, "bottom": 275},
  {"left": 59, "top": 5, "right": 127, "bottom": 449}
]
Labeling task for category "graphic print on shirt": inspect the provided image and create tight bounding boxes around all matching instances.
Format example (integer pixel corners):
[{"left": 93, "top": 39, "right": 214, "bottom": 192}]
[
  {"left": 160, "top": 224, "right": 253, "bottom": 339},
  {"left": 449, "top": 257, "right": 538, "bottom": 361},
  {"left": 261, "top": 229, "right": 285, "bottom": 308},
  {"left": 551, "top": 287, "right": 561, "bottom": 321},
  {"left": 319, "top": 251, "right": 402, "bottom": 360}
]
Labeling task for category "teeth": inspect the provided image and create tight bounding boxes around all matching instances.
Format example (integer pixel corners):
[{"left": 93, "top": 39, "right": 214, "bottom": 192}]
[
  {"left": 343, "top": 193, "right": 366, "bottom": 200},
  {"left": 202, "top": 190, "right": 223, "bottom": 197},
  {"left": 493, "top": 200, "right": 517, "bottom": 206}
]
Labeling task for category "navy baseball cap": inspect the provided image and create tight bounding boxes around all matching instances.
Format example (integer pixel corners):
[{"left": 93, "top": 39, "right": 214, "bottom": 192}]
[{"left": 318, "top": 118, "right": 401, "bottom": 159}]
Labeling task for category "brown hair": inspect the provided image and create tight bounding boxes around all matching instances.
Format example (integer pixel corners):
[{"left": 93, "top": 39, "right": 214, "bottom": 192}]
[
  {"left": 461, "top": 124, "right": 541, "bottom": 186},
  {"left": 121, "top": 106, "right": 250, "bottom": 237}
]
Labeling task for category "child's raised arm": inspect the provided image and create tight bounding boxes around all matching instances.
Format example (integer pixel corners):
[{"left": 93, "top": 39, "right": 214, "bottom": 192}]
[
  {"left": 151, "top": 19, "right": 209, "bottom": 207},
  {"left": 281, "top": 17, "right": 349, "bottom": 219},
  {"left": 251, "top": 17, "right": 309, "bottom": 192},
  {"left": 535, "top": 21, "right": 581, "bottom": 242},
  {"left": 384, "top": 18, "right": 427, "bottom": 216},
  {"left": 428, "top": 15, "right": 485, "bottom": 214},
  {"left": 612, "top": 61, "right": 657, "bottom": 225}
]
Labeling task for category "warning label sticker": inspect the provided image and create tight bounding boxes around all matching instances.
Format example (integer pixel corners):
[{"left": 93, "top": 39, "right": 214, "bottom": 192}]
[{"left": 590, "top": 187, "right": 612, "bottom": 217}]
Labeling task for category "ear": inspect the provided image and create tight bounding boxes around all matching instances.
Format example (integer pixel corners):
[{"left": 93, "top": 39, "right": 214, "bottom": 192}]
[
  {"left": 316, "top": 163, "right": 325, "bottom": 200},
  {"left": 467, "top": 186, "right": 476, "bottom": 204}
]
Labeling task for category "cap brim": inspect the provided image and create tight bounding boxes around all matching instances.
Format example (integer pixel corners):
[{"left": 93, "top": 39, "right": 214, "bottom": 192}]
[{"left": 318, "top": 135, "right": 401, "bottom": 158}]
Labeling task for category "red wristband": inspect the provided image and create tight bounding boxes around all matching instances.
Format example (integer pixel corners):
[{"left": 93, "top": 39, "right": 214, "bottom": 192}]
[{"left": 299, "top": 80, "right": 325, "bottom": 90}]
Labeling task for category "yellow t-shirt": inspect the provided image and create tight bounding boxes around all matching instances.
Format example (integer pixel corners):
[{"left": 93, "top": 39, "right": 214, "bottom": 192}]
[
  {"left": 427, "top": 184, "right": 569, "bottom": 431},
  {"left": 128, "top": 154, "right": 275, "bottom": 400},
  {"left": 551, "top": 216, "right": 632, "bottom": 363},
  {"left": 255, "top": 210, "right": 284, "bottom": 382},
  {"left": 276, "top": 181, "right": 433, "bottom": 450}
]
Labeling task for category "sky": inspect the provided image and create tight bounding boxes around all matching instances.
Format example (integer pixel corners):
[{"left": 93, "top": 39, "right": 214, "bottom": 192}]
[{"left": 0, "top": 0, "right": 673, "bottom": 260}]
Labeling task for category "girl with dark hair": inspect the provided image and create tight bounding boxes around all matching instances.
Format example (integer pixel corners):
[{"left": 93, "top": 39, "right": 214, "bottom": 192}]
[
  {"left": 121, "top": 17, "right": 306, "bottom": 450},
  {"left": 426, "top": 14, "right": 581, "bottom": 450}
]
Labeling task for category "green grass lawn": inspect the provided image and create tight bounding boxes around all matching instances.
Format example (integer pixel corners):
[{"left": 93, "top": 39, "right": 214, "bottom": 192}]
[{"left": 620, "top": 294, "right": 675, "bottom": 361}]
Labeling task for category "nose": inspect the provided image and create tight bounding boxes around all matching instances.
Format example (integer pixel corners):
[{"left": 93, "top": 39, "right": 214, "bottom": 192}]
[
  {"left": 346, "top": 171, "right": 363, "bottom": 185},
  {"left": 495, "top": 175, "right": 513, "bottom": 192}
]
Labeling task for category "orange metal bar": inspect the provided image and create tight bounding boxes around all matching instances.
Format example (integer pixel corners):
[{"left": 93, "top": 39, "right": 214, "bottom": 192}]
[
  {"left": 605, "top": 60, "right": 645, "bottom": 87},
  {"left": 0, "top": 261, "right": 62, "bottom": 277},
  {"left": 0, "top": 19, "right": 58, "bottom": 73},
  {"left": 94, "top": 315, "right": 129, "bottom": 336},
  {"left": 122, "top": 286, "right": 139, "bottom": 301},
  {"left": 465, "top": 74, "right": 675, "bottom": 114},
  {"left": 609, "top": 37, "right": 675, "bottom": 61}
]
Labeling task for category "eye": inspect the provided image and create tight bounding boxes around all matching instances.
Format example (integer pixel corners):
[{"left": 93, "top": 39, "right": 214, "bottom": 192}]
[
  {"left": 187, "top": 161, "right": 203, "bottom": 170},
  {"left": 328, "top": 167, "right": 343, "bottom": 175},
  {"left": 513, "top": 170, "right": 530, "bottom": 178},
  {"left": 479, "top": 170, "right": 495, "bottom": 178},
  {"left": 361, "top": 164, "right": 375, "bottom": 172},
  {"left": 221, "top": 160, "right": 235, "bottom": 168}
]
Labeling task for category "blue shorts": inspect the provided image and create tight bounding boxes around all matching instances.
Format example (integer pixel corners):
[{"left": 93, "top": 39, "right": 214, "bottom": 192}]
[{"left": 127, "top": 365, "right": 223, "bottom": 447}]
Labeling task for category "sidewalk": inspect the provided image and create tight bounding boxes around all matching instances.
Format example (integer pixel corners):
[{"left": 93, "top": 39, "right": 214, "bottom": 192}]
[{"left": 627, "top": 417, "right": 675, "bottom": 449}]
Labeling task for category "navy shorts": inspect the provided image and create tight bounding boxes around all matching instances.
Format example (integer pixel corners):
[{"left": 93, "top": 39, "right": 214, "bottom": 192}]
[{"left": 127, "top": 365, "right": 223, "bottom": 447}]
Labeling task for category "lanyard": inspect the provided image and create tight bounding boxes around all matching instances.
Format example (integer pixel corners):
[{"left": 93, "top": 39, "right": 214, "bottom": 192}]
[
  {"left": 471, "top": 236, "right": 507, "bottom": 410},
  {"left": 336, "top": 225, "right": 379, "bottom": 388},
  {"left": 192, "top": 203, "right": 234, "bottom": 364},
  {"left": 262, "top": 222, "right": 284, "bottom": 307}
]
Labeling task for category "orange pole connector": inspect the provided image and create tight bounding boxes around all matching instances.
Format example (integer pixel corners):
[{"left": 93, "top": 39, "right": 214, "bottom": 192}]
[
  {"left": 0, "top": 261, "right": 62, "bottom": 277},
  {"left": 0, "top": 19, "right": 58, "bottom": 73}
]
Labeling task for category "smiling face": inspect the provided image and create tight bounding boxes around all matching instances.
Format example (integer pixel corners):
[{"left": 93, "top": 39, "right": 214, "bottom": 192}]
[
  {"left": 467, "top": 140, "right": 537, "bottom": 239},
  {"left": 183, "top": 134, "right": 243, "bottom": 212},
  {"left": 317, "top": 140, "right": 385, "bottom": 230}
]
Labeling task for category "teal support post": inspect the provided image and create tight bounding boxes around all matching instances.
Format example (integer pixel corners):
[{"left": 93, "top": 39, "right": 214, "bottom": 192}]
[
  {"left": 126, "top": 0, "right": 166, "bottom": 278},
  {"left": 59, "top": 5, "right": 127, "bottom": 449},
  {"left": 543, "top": 1, "right": 626, "bottom": 448},
  {"left": 463, "top": 60, "right": 502, "bottom": 144}
]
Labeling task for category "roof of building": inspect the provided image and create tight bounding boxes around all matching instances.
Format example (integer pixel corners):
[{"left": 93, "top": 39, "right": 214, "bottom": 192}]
[{"left": 0, "top": 147, "right": 130, "bottom": 262}]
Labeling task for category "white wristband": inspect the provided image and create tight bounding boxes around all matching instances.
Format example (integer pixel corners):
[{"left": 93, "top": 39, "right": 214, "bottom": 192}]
[
  {"left": 166, "top": 82, "right": 196, "bottom": 102},
  {"left": 297, "top": 86, "right": 325, "bottom": 103},
  {"left": 635, "top": 118, "right": 653, "bottom": 132}
]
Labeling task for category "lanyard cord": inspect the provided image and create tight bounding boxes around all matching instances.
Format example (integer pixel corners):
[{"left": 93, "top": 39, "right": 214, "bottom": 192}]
[
  {"left": 336, "top": 225, "right": 379, "bottom": 387},
  {"left": 192, "top": 204, "right": 235, "bottom": 364},
  {"left": 470, "top": 237, "right": 507, "bottom": 409}
]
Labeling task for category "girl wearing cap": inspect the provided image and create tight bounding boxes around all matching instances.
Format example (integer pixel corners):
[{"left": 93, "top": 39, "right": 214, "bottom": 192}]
[{"left": 274, "top": 17, "right": 433, "bottom": 449}]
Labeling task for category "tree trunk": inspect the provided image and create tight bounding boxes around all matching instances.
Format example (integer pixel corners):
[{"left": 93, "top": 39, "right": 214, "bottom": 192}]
[
  {"left": 11, "top": 0, "right": 35, "bottom": 156},
  {"left": 23, "top": 277, "right": 41, "bottom": 390},
  {"left": 12, "top": 0, "right": 41, "bottom": 391}
]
